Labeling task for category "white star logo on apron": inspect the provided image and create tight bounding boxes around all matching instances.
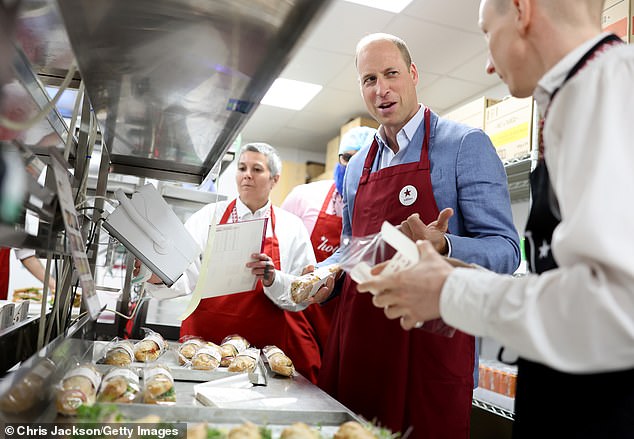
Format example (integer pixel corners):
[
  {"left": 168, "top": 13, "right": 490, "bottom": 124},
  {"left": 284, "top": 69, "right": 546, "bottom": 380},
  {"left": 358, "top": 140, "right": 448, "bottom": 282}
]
[{"left": 399, "top": 185, "right": 417, "bottom": 206}]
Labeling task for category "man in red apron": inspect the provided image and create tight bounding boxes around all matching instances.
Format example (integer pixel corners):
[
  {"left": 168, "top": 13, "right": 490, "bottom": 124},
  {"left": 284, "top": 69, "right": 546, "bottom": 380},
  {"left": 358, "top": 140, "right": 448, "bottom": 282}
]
[
  {"left": 281, "top": 126, "right": 377, "bottom": 361},
  {"left": 317, "top": 34, "right": 520, "bottom": 438},
  {"left": 355, "top": 3, "right": 634, "bottom": 438},
  {"left": 172, "top": 143, "right": 321, "bottom": 383}
]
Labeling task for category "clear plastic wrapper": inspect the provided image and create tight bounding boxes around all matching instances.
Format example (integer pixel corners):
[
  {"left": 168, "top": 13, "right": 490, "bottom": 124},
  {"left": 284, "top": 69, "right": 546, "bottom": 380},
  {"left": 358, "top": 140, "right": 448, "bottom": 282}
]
[
  {"left": 177, "top": 336, "right": 206, "bottom": 365},
  {"left": 219, "top": 334, "right": 250, "bottom": 367},
  {"left": 102, "top": 338, "right": 135, "bottom": 366},
  {"left": 227, "top": 347, "right": 260, "bottom": 373},
  {"left": 97, "top": 367, "right": 140, "bottom": 403},
  {"left": 263, "top": 345, "right": 294, "bottom": 377},
  {"left": 289, "top": 263, "right": 341, "bottom": 304},
  {"left": 142, "top": 364, "right": 176, "bottom": 404},
  {"left": 338, "top": 226, "right": 457, "bottom": 338},
  {"left": 191, "top": 344, "right": 222, "bottom": 371},
  {"left": 56, "top": 363, "right": 102, "bottom": 416},
  {"left": 134, "top": 328, "right": 168, "bottom": 362}
]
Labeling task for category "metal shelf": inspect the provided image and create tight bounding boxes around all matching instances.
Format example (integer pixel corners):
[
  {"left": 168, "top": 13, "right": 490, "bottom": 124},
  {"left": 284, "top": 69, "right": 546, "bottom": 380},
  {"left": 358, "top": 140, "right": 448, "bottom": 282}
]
[
  {"left": 504, "top": 155, "right": 532, "bottom": 203},
  {"left": 473, "top": 387, "right": 515, "bottom": 421}
]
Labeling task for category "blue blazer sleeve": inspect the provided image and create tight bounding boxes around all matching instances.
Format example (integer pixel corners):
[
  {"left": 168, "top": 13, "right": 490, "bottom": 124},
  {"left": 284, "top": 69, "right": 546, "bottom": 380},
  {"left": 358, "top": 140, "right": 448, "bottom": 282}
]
[{"left": 432, "top": 125, "right": 520, "bottom": 274}]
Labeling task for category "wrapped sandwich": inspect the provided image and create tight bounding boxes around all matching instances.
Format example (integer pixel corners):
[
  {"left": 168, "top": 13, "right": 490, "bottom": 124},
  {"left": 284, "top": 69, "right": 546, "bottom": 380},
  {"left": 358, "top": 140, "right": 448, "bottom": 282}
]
[
  {"left": 178, "top": 337, "right": 205, "bottom": 365},
  {"left": 334, "top": 422, "right": 378, "bottom": 439},
  {"left": 103, "top": 339, "right": 135, "bottom": 366},
  {"left": 263, "top": 345, "right": 294, "bottom": 377},
  {"left": 191, "top": 344, "right": 222, "bottom": 371},
  {"left": 97, "top": 367, "right": 140, "bottom": 403},
  {"left": 280, "top": 423, "right": 321, "bottom": 439},
  {"left": 290, "top": 264, "right": 341, "bottom": 304},
  {"left": 12, "top": 287, "right": 42, "bottom": 302},
  {"left": 56, "top": 363, "right": 102, "bottom": 416},
  {"left": 219, "top": 334, "right": 250, "bottom": 367},
  {"left": 143, "top": 365, "right": 176, "bottom": 404},
  {"left": 134, "top": 329, "right": 168, "bottom": 362},
  {"left": 228, "top": 348, "right": 260, "bottom": 373},
  {"left": 228, "top": 422, "right": 266, "bottom": 439}
]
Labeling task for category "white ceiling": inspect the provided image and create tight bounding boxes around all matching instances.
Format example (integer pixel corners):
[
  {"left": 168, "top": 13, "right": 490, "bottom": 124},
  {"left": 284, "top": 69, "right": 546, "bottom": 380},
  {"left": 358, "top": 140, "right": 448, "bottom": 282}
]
[{"left": 239, "top": 0, "right": 507, "bottom": 157}]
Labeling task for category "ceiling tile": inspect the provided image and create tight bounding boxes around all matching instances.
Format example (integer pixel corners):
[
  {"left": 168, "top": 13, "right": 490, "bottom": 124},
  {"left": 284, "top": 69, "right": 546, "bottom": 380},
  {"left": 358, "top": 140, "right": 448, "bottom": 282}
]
[
  {"left": 302, "top": 1, "right": 396, "bottom": 54},
  {"left": 449, "top": 50, "right": 501, "bottom": 87},
  {"left": 384, "top": 14, "right": 486, "bottom": 75},
  {"left": 279, "top": 46, "right": 353, "bottom": 85},
  {"left": 403, "top": 0, "right": 482, "bottom": 33},
  {"left": 418, "top": 77, "right": 490, "bottom": 113}
]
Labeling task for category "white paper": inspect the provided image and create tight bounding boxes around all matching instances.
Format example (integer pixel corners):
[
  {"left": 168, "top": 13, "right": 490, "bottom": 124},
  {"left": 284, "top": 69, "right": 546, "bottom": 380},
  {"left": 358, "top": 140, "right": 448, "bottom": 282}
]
[{"left": 179, "top": 218, "right": 267, "bottom": 320}]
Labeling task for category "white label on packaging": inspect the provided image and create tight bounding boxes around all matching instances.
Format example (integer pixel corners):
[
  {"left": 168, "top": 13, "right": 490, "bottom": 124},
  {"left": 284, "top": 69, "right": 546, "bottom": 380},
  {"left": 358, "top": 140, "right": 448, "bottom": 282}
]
[
  {"left": 223, "top": 338, "right": 248, "bottom": 353},
  {"left": 63, "top": 366, "right": 101, "bottom": 390},
  {"left": 263, "top": 347, "right": 284, "bottom": 362},
  {"left": 238, "top": 348, "right": 260, "bottom": 361},
  {"left": 103, "top": 368, "right": 139, "bottom": 385},
  {"left": 109, "top": 341, "right": 135, "bottom": 360},
  {"left": 143, "top": 366, "right": 173, "bottom": 384},
  {"left": 195, "top": 346, "right": 222, "bottom": 363}
]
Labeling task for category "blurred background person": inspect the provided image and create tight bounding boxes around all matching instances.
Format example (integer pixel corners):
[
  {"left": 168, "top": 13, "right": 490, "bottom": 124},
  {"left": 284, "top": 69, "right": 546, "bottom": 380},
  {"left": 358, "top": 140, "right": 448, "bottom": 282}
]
[
  {"left": 1, "top": 247, "right": 56, "bottom": 300},
  {"left": 281, "top": 126, "right": 376, "bottom": 364}
]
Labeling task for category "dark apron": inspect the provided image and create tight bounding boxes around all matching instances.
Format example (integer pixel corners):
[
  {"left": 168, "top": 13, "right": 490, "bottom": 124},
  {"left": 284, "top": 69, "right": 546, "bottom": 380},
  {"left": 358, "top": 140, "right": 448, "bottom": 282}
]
[
  {"left": 515, "top": 34, "right": 634, "bottom": 439},
  {"left": 319, "top": 108, "right": 474, "bottom": 439},
  {"left": 0, "top": 247, "right": 10, "bottom": 300},
  {"left": 180, "top": 199, "right": 321, "bottom": 383},
  {"left": 303, "top": 183, "right": 342, "bottom": 363}
]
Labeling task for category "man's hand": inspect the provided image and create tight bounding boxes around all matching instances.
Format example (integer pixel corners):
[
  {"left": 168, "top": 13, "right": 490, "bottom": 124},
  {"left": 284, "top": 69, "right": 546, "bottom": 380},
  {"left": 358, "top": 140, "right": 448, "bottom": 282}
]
[
  {"left": 399, "top": 208, "right": 453, "bottom": 255},
  {"left": 300, "top": 265, "right": 339, "bottom": 305},
  {"left": 248, "top": 253, "right": 276, "bottom": 287},
  {"left": 356, "top": 241, "right": 453, "bottom": 330}
]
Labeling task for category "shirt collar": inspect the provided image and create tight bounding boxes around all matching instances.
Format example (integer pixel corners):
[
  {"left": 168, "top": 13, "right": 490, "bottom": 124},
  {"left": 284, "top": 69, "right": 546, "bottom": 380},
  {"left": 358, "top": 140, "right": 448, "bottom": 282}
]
[
  {"left": 235, "top": 197, "right": 271, "bottom": 219},
  {"left": 376, "top": 104, "right": 425, "bottom": 152},
  {"left": 534, "top": 33, "right": 609, "bottom": 116}
]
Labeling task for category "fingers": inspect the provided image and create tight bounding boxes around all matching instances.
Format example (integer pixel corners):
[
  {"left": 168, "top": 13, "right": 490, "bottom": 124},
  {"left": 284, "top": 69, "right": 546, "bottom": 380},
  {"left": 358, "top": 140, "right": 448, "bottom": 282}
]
[
  {"left": 435, "top": 208, "right": 454, "bottom": 231},
  {"left": 301, "top": 264, "right": 315, "bottom": 276},
  {"left": 247, "top": 253, "right": 276, "bottom": 286}
]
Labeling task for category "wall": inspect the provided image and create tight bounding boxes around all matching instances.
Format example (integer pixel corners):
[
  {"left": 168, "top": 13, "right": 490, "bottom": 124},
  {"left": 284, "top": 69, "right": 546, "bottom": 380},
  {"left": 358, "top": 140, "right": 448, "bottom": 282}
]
[{"left": 216, "top": 145, "right": 325, "bottom": 205}]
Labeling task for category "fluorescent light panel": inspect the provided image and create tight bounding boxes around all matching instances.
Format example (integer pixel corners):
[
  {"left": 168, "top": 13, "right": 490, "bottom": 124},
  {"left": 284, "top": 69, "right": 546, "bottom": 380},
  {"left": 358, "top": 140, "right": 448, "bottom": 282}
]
[
  {"left": 343, "top": 0, "right": 413, "bottom": 13},
  {"left": 261, "top": 78, "right": 322, "bottom": 111}
]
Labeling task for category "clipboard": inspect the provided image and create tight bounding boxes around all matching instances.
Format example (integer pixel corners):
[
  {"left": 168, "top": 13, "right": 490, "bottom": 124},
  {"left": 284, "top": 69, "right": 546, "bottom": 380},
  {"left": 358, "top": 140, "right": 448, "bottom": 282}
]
[{"left": 179, "top": 217, "right": 267, "bottom": 321}]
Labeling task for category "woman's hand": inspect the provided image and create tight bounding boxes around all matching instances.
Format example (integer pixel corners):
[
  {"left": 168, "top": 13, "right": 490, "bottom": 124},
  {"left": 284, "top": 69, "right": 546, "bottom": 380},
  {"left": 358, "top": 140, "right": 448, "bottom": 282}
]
[{"left": 248, "top": 253, "right": 276, "bottom": 287}]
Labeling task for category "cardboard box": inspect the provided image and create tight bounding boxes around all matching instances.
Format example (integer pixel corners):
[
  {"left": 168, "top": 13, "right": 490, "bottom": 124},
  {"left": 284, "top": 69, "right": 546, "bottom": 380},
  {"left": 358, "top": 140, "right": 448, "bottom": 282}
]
[
  {"left": 443, "top": 96, "right": 499, "bottom": 130},
  {"left": 339, "top": 116, "right": 379, "bottom": 139},
  {"left": 324, "top": 136, "right": 340, "bottom": 173},
  {"left": 309, "top": 170, "right": 334, "bottom": 183},
  {"left": 484, "top": 97, "right": 534, "bottom": 162},
  {"left": 602, "top": 0, "right": 631, "bottom": 42},
  {"left": 270, "top": 160, "right": 306, "bottom": 206},
  {"left": 306, "top": 161, "right": 325, "bottom": 182}
]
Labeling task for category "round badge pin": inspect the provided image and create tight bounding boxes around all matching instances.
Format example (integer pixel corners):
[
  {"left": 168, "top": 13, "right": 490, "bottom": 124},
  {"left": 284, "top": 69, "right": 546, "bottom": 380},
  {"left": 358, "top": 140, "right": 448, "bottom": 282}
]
[{"left": 399, "top": 185, "right": 417, "bottom": 206}]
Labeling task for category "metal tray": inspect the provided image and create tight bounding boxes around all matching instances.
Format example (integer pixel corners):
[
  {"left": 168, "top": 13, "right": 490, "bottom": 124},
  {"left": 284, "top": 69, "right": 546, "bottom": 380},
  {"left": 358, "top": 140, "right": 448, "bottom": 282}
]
[{"left": 92, "top": 340, "right": 233, "bottom": 382}]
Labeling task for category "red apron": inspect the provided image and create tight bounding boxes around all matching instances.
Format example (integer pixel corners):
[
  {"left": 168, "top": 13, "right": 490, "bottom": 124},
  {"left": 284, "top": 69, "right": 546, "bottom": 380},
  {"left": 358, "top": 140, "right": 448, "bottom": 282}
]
[
  {"left": 0, "top": 247, "right": 10, "bottom": 300},
  {"left": 319, "top": 108, "right": 474, "bottom": 439},
  {"left": 303, "top": 183, "right": 342, "bottom": 361},
  {"left": 180, "top": 200, "right": 321, "bottom": 383}
]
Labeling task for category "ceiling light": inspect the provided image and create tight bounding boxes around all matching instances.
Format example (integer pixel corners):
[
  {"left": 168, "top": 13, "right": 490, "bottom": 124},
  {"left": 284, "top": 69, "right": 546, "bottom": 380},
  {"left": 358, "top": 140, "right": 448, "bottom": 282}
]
[
  {"left": 261, "top": 78, "right": 322, "bottom": 111},
  {"left": 343, "top": 0, "right": 413, "bottom": 13}
]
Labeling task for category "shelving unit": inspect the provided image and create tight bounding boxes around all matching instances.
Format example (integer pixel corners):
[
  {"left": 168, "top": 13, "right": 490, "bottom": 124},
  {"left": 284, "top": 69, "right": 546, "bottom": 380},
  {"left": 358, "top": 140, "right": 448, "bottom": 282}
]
[{"left": 0, "top": 0, "right": 333, "bottom": 375}]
